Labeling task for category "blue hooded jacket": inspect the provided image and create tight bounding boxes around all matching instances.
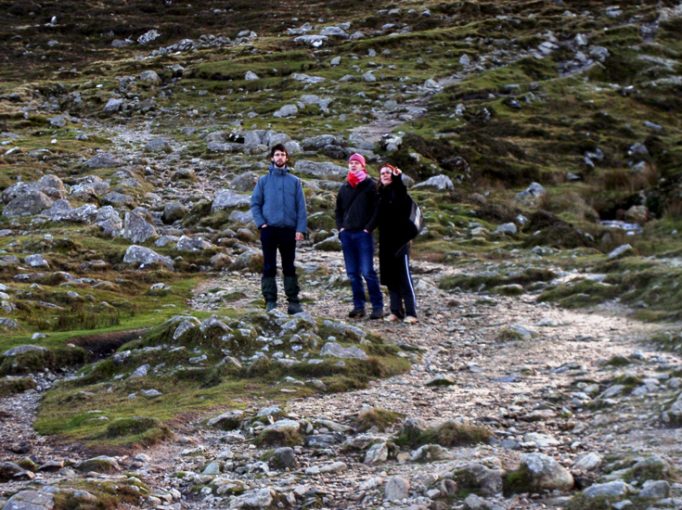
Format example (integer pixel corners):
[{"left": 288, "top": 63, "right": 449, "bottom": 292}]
[{"left": 250, "top": 164, "right": 307, "bottom": 232}]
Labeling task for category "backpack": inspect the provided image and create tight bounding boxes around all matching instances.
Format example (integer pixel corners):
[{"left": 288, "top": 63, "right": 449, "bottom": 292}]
[{"left": 406, "top": 197, "right": 424, "bottom": 239}]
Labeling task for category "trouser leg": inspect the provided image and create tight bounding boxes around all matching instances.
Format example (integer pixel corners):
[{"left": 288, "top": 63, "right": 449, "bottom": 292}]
[
  {"left": 398, "top": 252, "right": 417, "bottom": 317},
  {"left": 358, "top": 232, "right": 383, "bottom": 311},
  {"left": 340, "top": 231, "right": 365, "bottom": 310}
]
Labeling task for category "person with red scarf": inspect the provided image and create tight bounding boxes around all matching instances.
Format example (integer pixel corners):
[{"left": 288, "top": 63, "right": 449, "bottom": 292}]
[{"left": 335, "top": 153, "right": 384, "bottom": 319}]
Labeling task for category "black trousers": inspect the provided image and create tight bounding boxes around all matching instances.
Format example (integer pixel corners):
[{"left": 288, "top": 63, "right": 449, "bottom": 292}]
[{"left": 260, "top": 226, "right": 296, "bottom": 277}]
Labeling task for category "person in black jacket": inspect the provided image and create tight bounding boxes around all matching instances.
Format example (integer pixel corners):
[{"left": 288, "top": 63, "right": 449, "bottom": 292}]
[
  {"left": 377, "top": 163, "right": 418, "bottom": 323},
  {"left": 335, "top": 153, "right": 384, "bottom": 319}
]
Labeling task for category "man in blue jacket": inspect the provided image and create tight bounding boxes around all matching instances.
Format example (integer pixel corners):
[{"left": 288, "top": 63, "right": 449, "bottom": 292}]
[{"left": 251, "top": 144, "right": 307, "bottom": 314}]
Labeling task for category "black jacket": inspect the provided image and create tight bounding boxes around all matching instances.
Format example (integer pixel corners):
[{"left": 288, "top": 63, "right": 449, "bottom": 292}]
[
  {"left": 335, "top": 178, "right": 379, "bottom": 232},
  {"left": 377, "top": 176, "right": 414, "bottom": 286}
]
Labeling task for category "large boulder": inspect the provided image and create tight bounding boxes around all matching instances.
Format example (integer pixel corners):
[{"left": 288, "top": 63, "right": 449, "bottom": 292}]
[
  {"left": 211, "top": 190, "right": 251, "bottom": 212},
  {"left": 123, "top": 209, "right": 157, "bottom": 243},
  {"left": 2, "top": 190, "right": 53, "bottom": 217},
  {"left": 123, "top": 246, "right": 173, "bottom": 270}
]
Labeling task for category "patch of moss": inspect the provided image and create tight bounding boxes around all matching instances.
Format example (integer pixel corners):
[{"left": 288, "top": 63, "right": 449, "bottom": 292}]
[
  {"left": 396, "top": 420, "right": 491, "bottom": 449},
  {"left": 0, "top": 376, "right": 37, "bottom": 397},
  {"left": 0, "top": 346, "right": 87, "bottom": 376},
  {"left": 354, "top": 407, "right": 403, "bottom": 432}
]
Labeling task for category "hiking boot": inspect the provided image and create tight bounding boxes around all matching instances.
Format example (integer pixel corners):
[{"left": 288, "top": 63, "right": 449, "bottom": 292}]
[
  {"left": 287, "top": 302, "right": 303, "bottom": 315},
  {"left": 369, "top": 308, "right": 384, "bottom": 320},
  {"left": 348, "top": 308, "right": 365, "bottom": 318},
  {"left": 404, "top": 315, "right": 418, "bottom": 324},
  {"left": 261, "top": 276, "right": 277, "bottom": 311},
  {"left": 384, "top": 313, "right": 400, "bottom": 322},
  {"left": 283, "top": 275, "right": 302, "bottom": 315}
]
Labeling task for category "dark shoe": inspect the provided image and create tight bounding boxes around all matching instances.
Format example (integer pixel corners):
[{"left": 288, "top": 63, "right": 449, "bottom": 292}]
[
  {"left": 261, "top": 276, "right": 277, "bottom": 310},
  {"left": 348, "top": 308, "right": 365, "bottom": 318},
  {"left": 287, "top": 302, "right": 303, "bottom": 315},
  {"left": 283, "top": 275, "right": 302, "bottom": 315},
  {"left": 369, "top": 308, "right": 384, "bottom": 320}
]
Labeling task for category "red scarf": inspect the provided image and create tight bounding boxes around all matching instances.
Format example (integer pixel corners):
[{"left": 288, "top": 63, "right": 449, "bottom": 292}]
[{"left": 347, "top": 169, "right": 368, "bottom": 188}]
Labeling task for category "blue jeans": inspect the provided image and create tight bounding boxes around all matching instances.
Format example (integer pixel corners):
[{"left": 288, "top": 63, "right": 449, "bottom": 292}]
[{"left": 340, "top": 230, "right": 383, "bottom": 311}]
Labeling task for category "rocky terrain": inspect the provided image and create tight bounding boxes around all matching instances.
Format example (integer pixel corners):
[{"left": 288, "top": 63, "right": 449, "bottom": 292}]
[{"left": 1, "top": 1, "right": 682, "bottom": 509}]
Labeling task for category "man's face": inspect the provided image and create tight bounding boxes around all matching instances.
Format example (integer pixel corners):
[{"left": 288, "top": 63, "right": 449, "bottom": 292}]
[
  {"left": 272, "top": 150, "right": 287, "bottom": 167},
  {"left": 348, "top": 160, "right": 364, "bottom": 172}
]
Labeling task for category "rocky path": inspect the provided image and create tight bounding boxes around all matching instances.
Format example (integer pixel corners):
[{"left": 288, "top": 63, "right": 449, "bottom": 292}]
[
  {"left": 2, "top": 248, "right": 681, "bottom": 509},
  {"left": 179, "top": 249, "right": 681, "bottom": 507}
]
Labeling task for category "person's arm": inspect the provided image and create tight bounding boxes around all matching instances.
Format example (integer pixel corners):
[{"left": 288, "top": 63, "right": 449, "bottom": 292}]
[
  {"left": 335, "top": 188, "right": 344, "bottom": 231},
  {"left": 364, "top": 185, "right": 380, "bottom": 232},
  {"left": 295, "top": 178, "right": 307, "bottom": 240},
  {"left": 250, "top": 177, "right": 266, "bottom": 228}
]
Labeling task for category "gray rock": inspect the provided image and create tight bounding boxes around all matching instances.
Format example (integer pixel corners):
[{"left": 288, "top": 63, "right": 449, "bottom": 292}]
[
  {"left": 230, "top": 488, "right": 273, "bottom": 508},
  {"left": 662, "top": 392, "right": 682, "bottom": 426},
  {"left": 207, "top": 141, "right": 241, "bottom": 153},
  {"left": 176, "top": 235, "right": 214, "bottom": 252},
  {"left": 271, "top": 447, "right": 298, "bottom": 470},
  {"left": 130, "top": 364, "right": 150, "bottom": 378},
  {"left": 384, "top": 476, "right": 410, "bottom": 501},
  {"left": 138, "top": 29, "right": 161, "bottom": 45},
  {"left": 298, "top": 94, "right": 332, "bottom": 112},
  {"left": 145, "top": 137, "right": 171, "bottom": 152},
  {"left": 139, "top": 70, "right": 161, "bottom": 84},
  {"left": 291, "top": 73, "right": 325, "bottom": 84},
  {"left": 212, "top": 190, "right": 251, "bottom": 212},
  {"left": 515, "top": 182, "right": 546, "bottom": 205},
  {"left": 2, "top": 190, "right": 53, "bottom": 217},
  {"left": 3, "top": 489, "right": 54, "bottom": 510},
  {"left": 293, "top": 34, "right": 328, "bottom": 47},
  {"left": 103, "top": 98, "right": 124, "bottom": 114},
  {"left": 583, "top": 480, "right": 630, "bottom": 498},
  {"left": 573, "top": 452, "right": 603, "bottom": 471},
  {"left": 208, "top": 410, "right": 244, "bottom": 430},
  {"left": 3, "top": 344, "right": 47, "bottom": 356},
  {"left": 414, "top": 174, "right": 454, "bottom": 191},
  {"left": 172, "top": 316, "right": 201, "bottom": 342},
  {"left": 320, "top": 341, "right": 367, "bottom": 360},
  {"left": 123, "top": 210, "right": 157, "bottom": 243},
  {"left": 363, "top": 71, "right": 376, "bottom": 82},
  {"left": 364, "top": 442, "right": 389, "bottom": 465},
  {"left": 141, "top": 389, "right": 162, "bottom": 398},
  {"left": 320, "top": 26, "right": 348, "bottom": 38},
  {"left": 36, "top": 175, "right": 67, "bottom": 199},
  {"left": 231, "top": 172, "right": 259, "bottom": 192},
  {"left": 295, "top": 160, "right": 346, "bottom": 179},
  {"left": 494, "top": 222, "right": 517, "bottom": 235},
  {"left": 25, "top": 254, "right": 49, "bottom": 268},
  {"left": 76, "top": 455, "right": 120, "bottom": 473},
  {"left": 245, "top": 71, "right": 260, "bottom": 81},
  {"left": 0, "top": 461, "right": 33, "bottom": 483},
  {"left": 410, "top": 444, "right": 453, "bottom": 462},
  {"left": 640, "top": 480, "right": 670, "bottom": 499},
  {"left": 608, "top": 244, "right": 634, "bottom": 259},
  {"left": 521, "top": 453, "right": 574, "bottom": 492},
  {"left": 123, "top": 245, "right": 174, "bottom": 270},
  {"left": 0, "top": 318, "right": 19, "bottom": 331},
  {"left": 49, "top": 115, "right": 67, "bottom": 128},
  {"left": 301, "top": 134, "right": 341, "bottom": 150},
  {"left": 454, "top": 462, "right": 503, "bottom": 496},
  {"left": 162, "top": 202, "right": 188, "bottom": 224},
  {"left": 70, "top": 175, "right": 110, "bottom": 198},
  {"left": 96, "top": 206, "right": 123, "bottom": 236},
  {"left": 273, "top": 104, "right": 298, "bottom": 118},
  {"left": 84, "top": 152, "right": 121, "bottom": 169}
]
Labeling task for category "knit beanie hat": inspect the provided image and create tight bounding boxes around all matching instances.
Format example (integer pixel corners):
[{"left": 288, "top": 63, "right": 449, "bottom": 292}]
[{"left": 348, "top": 153, "right": 366, "bottom": 168}]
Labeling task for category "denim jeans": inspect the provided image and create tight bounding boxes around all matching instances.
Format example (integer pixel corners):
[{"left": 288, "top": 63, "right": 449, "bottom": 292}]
[
  {"left": 339, "top": 230, "right": 383, "bottom": 311},
  {"left": 260, "top": 226, "right": 296, "bottom": 277}
]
